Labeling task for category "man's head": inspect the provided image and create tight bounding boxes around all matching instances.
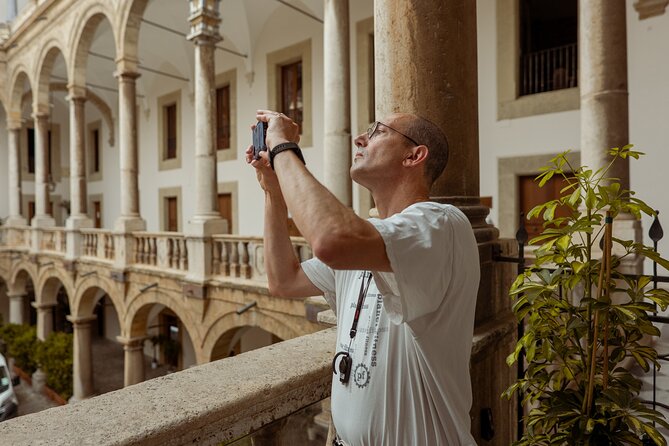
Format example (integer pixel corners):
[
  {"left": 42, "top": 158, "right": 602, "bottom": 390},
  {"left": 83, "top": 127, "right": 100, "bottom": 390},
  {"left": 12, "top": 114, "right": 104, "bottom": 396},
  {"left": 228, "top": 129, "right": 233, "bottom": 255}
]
[{"left": 351, "top": 113, "right": 449, "bottom": 189}]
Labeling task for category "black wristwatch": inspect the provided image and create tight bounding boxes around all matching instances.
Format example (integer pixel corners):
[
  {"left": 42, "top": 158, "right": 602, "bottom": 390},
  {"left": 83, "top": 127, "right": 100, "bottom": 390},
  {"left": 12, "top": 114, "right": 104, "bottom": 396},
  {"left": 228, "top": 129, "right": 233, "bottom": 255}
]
[{"left": 269, "top": 142, "right": 306, "bottom": 170}]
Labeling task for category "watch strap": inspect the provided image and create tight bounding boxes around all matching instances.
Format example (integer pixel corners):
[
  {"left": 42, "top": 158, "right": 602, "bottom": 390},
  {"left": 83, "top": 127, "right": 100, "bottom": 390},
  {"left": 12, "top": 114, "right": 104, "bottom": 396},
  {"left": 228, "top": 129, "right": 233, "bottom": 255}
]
[{"left": 269, "top": 142, "right": 306, "bottom": 170}]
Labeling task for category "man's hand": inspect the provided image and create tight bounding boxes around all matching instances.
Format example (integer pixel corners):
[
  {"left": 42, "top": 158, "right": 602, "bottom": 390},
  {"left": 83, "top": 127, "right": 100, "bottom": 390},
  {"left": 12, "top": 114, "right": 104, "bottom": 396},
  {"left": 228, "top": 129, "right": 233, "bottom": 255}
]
[
  {"left": 245, "top": 142, "right": 280, "bottom": 194},
  {"left": 256, "top": 110, "right": 300, "bottom": 150}
]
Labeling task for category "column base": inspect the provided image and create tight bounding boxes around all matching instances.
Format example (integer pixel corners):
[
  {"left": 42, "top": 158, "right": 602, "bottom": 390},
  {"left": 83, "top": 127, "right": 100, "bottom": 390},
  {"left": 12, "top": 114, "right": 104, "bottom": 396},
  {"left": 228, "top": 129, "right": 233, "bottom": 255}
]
[
  {"left": 114, "top": 216, "right": 146, "bottom": 233},
  {"left": 31, "top": 215, "right": 56, "bottom": 228},
  {"left": 4, "top": 216, "right": 27, "bottom": 226},
  {"left": 66, "top": 215, "right": 94, "bottom": 230}
]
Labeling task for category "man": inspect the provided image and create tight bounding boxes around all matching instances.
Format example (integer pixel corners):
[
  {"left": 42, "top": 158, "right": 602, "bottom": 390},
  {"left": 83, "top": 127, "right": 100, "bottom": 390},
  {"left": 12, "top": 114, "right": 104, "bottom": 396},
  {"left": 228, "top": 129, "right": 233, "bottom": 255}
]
[{"left": 246, "top": 110, "right": 479, "bottom": 445}]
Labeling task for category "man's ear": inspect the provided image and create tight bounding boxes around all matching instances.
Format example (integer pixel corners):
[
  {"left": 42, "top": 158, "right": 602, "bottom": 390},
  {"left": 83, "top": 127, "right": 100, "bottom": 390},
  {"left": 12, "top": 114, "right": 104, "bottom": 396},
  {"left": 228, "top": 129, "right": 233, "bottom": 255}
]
[{"left": 403, "top": 145, "right": 429, "bottom": 167}]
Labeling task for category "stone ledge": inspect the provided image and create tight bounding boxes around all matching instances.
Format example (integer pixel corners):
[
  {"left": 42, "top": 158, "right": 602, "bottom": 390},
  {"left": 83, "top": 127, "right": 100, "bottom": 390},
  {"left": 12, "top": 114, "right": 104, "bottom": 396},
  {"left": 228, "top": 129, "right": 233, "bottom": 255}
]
[{"left": 0, "top": 328, "right": 337, "bottom": 446}]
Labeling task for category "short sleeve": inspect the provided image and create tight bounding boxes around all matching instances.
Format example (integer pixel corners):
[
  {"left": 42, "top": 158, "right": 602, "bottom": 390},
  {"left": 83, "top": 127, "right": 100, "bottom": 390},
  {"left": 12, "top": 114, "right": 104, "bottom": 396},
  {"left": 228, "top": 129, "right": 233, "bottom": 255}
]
[
  {"left": 301, "top": 257, "right": 338, "bottom": 314},
  {"left": 369, "top": 203, "right": 454, "bottom": 324}
]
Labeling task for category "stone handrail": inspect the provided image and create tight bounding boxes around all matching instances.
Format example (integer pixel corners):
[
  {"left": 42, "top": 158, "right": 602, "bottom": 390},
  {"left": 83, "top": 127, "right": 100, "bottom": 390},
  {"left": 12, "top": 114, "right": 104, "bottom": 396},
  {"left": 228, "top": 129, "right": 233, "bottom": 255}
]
[
  {"left": 1, "top": 225, "right": 32, "bottom": 250},
  {"left": 211, "top": 235, "right": 313, "bottom": 281},
  {"left": 80, "top": 229, "right": 115, "bottom": 261},
  {"left": 133, "top": 232, "right": 188, "bottom": 272},
  {"left": 39, "top": 227, "right": 66, "bottom": 254},
  {"left": 0, "top": 327, "right": 336, "bottom": 446}
]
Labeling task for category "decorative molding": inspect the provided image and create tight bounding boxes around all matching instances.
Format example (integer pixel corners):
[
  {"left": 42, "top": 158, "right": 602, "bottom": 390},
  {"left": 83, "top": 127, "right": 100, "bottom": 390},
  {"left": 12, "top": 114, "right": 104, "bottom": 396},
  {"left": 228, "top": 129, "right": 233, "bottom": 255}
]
[{"left": 634, "top": 0, "right": 668, "bottom": 19}]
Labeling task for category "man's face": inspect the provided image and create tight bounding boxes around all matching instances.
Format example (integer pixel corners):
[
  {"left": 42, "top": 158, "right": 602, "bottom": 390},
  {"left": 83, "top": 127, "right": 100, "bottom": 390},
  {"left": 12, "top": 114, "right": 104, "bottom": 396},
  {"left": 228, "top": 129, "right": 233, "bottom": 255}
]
[{"left": 350, "top": 114, "right": 415, "bottom": 186}]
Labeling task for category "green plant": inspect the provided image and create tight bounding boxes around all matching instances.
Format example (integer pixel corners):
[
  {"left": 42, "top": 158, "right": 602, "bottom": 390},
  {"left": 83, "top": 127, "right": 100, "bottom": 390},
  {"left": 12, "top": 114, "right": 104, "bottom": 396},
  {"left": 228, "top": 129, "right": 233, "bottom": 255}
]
[
  {"left": 505, "top": 146, "right": 669, "bottom": 445},
  {"left": 34, "top": 332, "right": 73, "bottom": 400},
  {"left": 0, "top": 323, "right": 38, "bottom": 374}
]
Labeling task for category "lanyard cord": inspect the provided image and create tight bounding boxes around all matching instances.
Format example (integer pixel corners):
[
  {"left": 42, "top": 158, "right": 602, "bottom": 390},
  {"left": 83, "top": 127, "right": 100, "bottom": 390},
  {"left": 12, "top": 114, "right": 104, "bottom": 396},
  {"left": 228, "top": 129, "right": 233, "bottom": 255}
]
[{"left": 349, "top": 271, "right": 372, "bottom": 339}]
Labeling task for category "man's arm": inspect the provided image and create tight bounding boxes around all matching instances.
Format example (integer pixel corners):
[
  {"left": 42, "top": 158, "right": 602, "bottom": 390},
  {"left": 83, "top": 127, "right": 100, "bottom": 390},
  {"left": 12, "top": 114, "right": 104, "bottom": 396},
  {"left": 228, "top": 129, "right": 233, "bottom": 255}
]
[{"left": 268, "top": 145, "right": 391, "bottom": 272}]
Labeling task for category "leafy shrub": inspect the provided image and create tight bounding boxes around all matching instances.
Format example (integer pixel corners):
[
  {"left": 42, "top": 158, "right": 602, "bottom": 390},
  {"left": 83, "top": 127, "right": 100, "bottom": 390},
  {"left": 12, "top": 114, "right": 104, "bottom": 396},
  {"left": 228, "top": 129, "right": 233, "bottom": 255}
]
[
  {"left": 34, "top": 332, "right": 73, "bottom": 400},
  {"left": 0, "top": 323, "right": 38, "bottom": 374}
]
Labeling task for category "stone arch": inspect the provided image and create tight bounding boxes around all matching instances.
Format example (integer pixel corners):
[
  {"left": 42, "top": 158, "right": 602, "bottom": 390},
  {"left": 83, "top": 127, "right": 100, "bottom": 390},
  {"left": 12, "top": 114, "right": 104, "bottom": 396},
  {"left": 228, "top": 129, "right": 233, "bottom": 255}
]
[
  {"left": 201, "top": 311, "right": 299, "bottom": 362},
  {"left": 35, "top": 268, "right": 74, "bottom": 307},
  {"left": 8, "top": 262, "right": 37, "bottom": 295},
  {"left": 34, "top": 42, "right": 68, "bottom": 115},
  {"left": 70, "top": 5, "right": 118, "bottom": 89},
  {"left": 124, "top": 288, "right": 200, "bottom": 354},
  {"left": 8, "top": 69, "right": 33, "bottom": 121},
  {"left": 71, "top": 274, "right": 124, "bottom": 320},
  {"left": 117, "top": 0, "right": 150, "bottom": 70}
]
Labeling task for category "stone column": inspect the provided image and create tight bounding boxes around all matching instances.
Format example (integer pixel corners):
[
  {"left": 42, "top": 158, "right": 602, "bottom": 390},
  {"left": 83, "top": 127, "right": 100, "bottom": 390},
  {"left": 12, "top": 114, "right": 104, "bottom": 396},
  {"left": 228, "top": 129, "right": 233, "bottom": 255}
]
[
  {"left": 66, "top": 88, "right": 93, "bottom": 260},
  {"left": 375, "top": 1, "right": 514, "bottom": 443},
  {"left": 185, "top": 0, "right": 226, "bottom": 283},
  {"left": 8, "top": 292, "right": 26, "bottom": 325},
  {"left": 114, "top": 66, "right": 145, "bottom": 233},
  {"left": 33, "top": 302, "right": 54, "bottom": 341},
  {"left": 67, "top": 315, "right": 96, "bottom": 402},
  {"left": 6, "top": 119, "right": 26, "bottom": 226},
  {"left": 117, "top": 336, "right": 146, "bottom": 386},
  {"left": 323, "top": 0, "right": 352, "bottom": 206},
  {"left": 32, "top": 112, "right": 55, "bottom": 227}
]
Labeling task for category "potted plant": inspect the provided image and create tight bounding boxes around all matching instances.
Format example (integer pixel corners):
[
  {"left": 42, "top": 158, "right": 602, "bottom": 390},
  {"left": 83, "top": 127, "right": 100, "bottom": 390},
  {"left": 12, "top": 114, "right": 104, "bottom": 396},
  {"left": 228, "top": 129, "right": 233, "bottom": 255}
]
[{"left": 505, "top": 146, "right": 669, "bottom": 445}]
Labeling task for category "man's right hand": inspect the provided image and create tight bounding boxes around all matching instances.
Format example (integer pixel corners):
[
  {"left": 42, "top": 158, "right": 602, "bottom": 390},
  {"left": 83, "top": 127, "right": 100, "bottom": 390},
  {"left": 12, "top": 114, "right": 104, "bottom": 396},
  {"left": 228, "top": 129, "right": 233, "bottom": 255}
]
[{"left": 245, "top": 143, "right": 280, "bottom": 194}]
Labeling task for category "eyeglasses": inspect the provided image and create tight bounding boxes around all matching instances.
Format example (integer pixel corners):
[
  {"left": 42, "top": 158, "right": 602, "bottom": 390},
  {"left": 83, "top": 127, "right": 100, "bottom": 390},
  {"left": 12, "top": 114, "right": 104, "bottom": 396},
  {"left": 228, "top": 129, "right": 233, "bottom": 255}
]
[{"left": 366, "top": 121, "right": 420, "bottom": 147}]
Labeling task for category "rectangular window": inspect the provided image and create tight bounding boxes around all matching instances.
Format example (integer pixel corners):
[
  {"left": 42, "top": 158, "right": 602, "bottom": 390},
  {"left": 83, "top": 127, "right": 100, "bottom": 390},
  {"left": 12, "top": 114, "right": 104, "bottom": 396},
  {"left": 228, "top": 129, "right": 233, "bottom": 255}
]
[
  {"left": 92, "top": 128, "right": 100, "bottom": 173},
  {"left": 165, "top": 103, "right": 177, "bottom": 160},
  {"left": 166, "top": 196, "right": 178, "bottom": 232},
  {"left": 519, "top": 0, "right": 578, "bottom": 96},
  {"left": 27, "top": 128, "right": 35, "bottom": 174},
  {"left": 93, "top": 201, "right": 102, "bottom": 228},
  {"left": 281, "top": 61, "right": 303, "bottom": 133},
  {"left": 217, "top": 193, "right": 232, "bottom": 234},
  {"left": 216, "top": 85, "right": 231, "bottom": 150}
]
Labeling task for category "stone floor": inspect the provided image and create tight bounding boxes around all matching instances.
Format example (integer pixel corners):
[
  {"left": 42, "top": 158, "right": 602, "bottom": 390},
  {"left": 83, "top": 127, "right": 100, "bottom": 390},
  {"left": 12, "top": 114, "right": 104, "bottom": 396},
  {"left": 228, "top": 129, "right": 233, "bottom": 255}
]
[{"left": 15, "top": 377, "right": 58, "bottom": 417}]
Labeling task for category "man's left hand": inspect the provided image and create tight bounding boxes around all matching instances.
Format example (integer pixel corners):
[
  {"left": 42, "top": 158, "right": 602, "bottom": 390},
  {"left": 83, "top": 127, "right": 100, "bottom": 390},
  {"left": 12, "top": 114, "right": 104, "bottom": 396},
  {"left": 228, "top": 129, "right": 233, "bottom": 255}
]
[{"left": 256, "top": 110, "right": 300, "bottom": 150}]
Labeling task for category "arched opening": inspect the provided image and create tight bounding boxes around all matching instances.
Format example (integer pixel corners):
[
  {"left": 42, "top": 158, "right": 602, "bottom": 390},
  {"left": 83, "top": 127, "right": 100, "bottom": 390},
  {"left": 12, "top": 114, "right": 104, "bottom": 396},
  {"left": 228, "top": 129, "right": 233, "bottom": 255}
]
[
  {"left": 11, "top": 269, "right": 36, "bottom": 326},
  {"left": 210, "top": 325, "right": 283, "bottom": 362}
]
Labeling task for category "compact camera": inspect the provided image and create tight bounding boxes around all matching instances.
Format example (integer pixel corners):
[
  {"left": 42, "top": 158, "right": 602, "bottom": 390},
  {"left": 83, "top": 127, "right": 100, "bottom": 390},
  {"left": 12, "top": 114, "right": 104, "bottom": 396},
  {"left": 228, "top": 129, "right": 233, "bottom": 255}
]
[
  {"left": 252, "top": 121, "right": 268, "bottom": 160},
  {"left": 333, "top": 351, "right": 352, "bottom": 384}
]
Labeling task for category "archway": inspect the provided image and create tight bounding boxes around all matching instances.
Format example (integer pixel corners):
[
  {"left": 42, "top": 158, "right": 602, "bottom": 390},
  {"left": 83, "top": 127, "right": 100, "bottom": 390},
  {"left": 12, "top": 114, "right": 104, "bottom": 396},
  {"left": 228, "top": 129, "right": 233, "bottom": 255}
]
[{"left": 210, "top": 325, "right": 283, "bottom": 362}]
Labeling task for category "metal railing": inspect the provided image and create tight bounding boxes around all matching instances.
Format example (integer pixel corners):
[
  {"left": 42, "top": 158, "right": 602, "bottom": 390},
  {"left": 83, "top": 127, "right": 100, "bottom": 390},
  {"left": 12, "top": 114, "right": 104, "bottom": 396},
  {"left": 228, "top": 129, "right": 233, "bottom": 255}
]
[{"left": 520, "top": 43, "right": 578, "bottom": 96}]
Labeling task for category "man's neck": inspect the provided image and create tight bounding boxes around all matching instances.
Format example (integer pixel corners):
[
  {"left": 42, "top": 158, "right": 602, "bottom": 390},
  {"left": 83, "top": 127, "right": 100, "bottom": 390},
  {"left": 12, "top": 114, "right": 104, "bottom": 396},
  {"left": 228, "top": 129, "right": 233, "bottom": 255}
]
[{"left": 372, "top": 188, "right": 430, "bottom": 219}]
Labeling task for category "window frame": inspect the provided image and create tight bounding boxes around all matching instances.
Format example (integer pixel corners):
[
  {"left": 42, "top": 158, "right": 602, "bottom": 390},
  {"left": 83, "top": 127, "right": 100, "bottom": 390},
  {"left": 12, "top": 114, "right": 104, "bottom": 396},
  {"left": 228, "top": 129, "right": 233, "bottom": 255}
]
[
  {"left": 215, "top": 69, "right": 238, "bottom": 162},
  {"left": 157, "top": 91, "right": 182, "bottom": 171}
]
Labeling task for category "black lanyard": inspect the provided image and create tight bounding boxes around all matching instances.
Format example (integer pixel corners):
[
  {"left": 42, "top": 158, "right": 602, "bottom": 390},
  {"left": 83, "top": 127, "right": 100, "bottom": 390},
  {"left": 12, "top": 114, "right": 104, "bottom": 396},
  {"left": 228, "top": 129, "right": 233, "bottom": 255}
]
[{"left": 349, "top": 271, "right": 373, "bottom": 339}]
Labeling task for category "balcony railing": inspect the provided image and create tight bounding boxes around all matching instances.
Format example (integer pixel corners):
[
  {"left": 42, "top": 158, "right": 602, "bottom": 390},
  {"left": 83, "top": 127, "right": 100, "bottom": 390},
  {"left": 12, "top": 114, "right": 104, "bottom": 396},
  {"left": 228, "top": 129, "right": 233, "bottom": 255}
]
[
  {"left": 0, "top": 327, "right": 337, "bottom": 445},
  {"left": 39, "top": 227, "right": 67, "bottom": 254},
  {"left": 133, "top": 232, "right": 189, "bottom": 272},
  {"left": 81, "top": 229, "right": 115, "bottom": 260},
  {"left": 520, "top": 43, "right": 578, "bottom": 96}
]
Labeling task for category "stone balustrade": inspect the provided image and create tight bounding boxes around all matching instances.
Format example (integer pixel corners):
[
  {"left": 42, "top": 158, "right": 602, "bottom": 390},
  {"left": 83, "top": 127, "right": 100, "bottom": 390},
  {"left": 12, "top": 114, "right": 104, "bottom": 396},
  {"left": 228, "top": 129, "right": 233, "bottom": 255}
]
[
  {"left": 0, "top": 327, "right": 336, "bottom": 446},
  {"left": 80, "top": 229, "right": 115, "bottom": 260},
  {"left": 133, "top": 232, "right": 189, "bottom": 272},
  {"left": 38, "top": 227, "right": 67, "bottom": 254}
]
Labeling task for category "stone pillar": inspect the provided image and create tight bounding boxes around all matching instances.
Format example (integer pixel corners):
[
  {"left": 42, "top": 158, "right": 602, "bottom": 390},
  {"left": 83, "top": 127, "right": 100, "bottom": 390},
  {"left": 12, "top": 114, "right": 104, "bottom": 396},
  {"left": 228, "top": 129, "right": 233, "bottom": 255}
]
[
  {"left": 114, "top": 66, "right": 145, "bottom": 233},
  {"left": 185, "top": 0, "right": 227, "bottom": 283},
  {"left": 375, "top": 1, "right": 514, "bottom": 443},
  {"left": 66, "top": 88, "right": 93, "bottom": 260},
  {"left": 117, "top": 336, "right": 146, "bottom": 387},
  {"left": 6, "top": 120, "right": 26, "bottom": 226},
  {"left": 8, "top": 292, "right": 26, "bottom": 325},
  {"left": 323, "top": 0, "right": 352, "bottom": 206},
  {"left": 33, "top": 302, "right": 54, "bottom": 341},
  {"left": 32, "top": 112, "right": 55, "bottom": 227},
  {"left": 68, "top": 315, "right": 96, "bottom": 402}
]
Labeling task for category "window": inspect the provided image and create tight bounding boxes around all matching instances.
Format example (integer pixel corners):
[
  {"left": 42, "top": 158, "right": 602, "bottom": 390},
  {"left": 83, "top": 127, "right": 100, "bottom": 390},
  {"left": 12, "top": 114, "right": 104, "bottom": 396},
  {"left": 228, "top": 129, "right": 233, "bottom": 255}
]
[
  {"left": 217, "top": 193, "right": 232, "bottom": 234},
  {"left": 88, "top": 121, "right": 103, "bottom": 181},
  {"left": 157, "top": 91, "right": 181, "bottom": 170},
  {"left": 93, "top": 200, "right": 102, "bottom": 228},
  {"left": 159, "top": 187, "right": 182, "bottom": 232},
  {"left": 165, "top": 103, "right": 177, "bottom": 160},
  {"left": 519, "top": 0, "right": 578, "bottom": 96},
  {"left": 216, "top": 85, "right": 231, "bottom": 150},
  {"left": 92, "top": 129, "right": 100, "bottom": 173},
  {"left": 267, "top": 40, "right": 312, "bottom": 146},
  {"left": 518, "top": 173, "right": 571, "bottom": 241},
  {"left": 280, "top": 61, "right": 303, "bottom": 132},
  {"left": 166, "top": 197, "right": 178, "bottom": 232}
]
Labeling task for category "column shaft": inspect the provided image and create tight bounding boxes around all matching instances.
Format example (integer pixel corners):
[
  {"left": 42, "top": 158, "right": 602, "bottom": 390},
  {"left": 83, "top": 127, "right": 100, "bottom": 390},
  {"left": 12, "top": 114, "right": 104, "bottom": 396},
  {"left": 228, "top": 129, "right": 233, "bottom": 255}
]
[
  {"left": 34, "top": 113, "right": 51, "bottom": 220},
  {"left": 122, "top": 342, "right": 145, "bottom": 387},
  {"left": 580, "top": 0, "right": 629, "bottom": 189},
  {"left": 7, "top": 126, "right": 23, "bottom": 222},
  {"left": 8, "top": 293, "right": 26, "bottom": 325},
  {"left": 323, "top": 0, "right": 352, "bottom": 206},
  {"left": 35, "top": 305, "right": 54, "bottom": 341},
  {"left": 192, "top": 39, "right": 219, "bottom": 219},
  {"left": 374, "top": 0, "right": 479, "bottom": 199},
  {"left": 70, "top": 318, "right": 94, "bottom": 401},
  {"left": 69, "top": 95, "right": 88, "bottom": 217}
]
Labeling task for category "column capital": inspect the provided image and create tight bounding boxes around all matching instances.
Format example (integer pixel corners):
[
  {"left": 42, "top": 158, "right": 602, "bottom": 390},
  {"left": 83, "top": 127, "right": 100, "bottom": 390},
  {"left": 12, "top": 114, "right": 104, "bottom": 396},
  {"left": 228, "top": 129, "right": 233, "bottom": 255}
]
[
  {"left": 66, "top": 315, "right": 97, "bottom": 326},
  {"left": 187, "top": 0, "right": 222, "bottom": 42},
  {"left": 114, "top": 69, "right": 141, "bottom": 81},
  {"left": 6, "top": 291, "right": 26, "bottom": 299},
  {"left": 116, "top": 335, "right": 147, "bottom": 348},
  {"left": 6, "top": 118, "right": 22, "bottom": 130},
  {"left": 66, "top": 85, "right": 87, "bottom": 102},
  {"left": 31, "top": 301, "right": 56, "bottom": 310},
  {"left": 31, "top": 111, "right": 49, "bottom": 121}
]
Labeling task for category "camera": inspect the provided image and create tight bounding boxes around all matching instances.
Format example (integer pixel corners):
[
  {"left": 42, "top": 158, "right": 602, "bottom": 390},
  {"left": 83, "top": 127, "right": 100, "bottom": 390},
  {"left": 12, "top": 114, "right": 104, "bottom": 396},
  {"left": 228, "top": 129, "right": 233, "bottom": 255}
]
[
  {"left": 332, "top": 351, "right": 352, "bottom": 384},
  {"left": 252, "top": 121, "right": 268, "bottom": 160}
]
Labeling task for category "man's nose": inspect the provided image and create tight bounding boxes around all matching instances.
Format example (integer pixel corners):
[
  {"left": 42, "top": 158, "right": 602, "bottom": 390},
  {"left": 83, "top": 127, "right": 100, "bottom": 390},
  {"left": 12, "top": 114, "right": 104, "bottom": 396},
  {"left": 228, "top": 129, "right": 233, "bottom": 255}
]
[{"left": 353, "top": 133, "right": 367, "bottom": 147}]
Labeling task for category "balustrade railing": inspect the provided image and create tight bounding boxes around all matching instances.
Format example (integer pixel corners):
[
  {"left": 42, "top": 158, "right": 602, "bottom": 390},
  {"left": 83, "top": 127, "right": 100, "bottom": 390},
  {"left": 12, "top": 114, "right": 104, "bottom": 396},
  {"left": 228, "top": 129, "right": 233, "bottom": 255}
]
[
  {"left": 133, "top": 232, "right": 188, "bottom": 272},
  {"left": 39, "top": 228, "right": 66, "bottom": 254},
  {"left": 520, "top": 43, "right": 578, "bottom": 96},
  {"left": 81, "top": 229, "right": 115, "bottom": 260}
]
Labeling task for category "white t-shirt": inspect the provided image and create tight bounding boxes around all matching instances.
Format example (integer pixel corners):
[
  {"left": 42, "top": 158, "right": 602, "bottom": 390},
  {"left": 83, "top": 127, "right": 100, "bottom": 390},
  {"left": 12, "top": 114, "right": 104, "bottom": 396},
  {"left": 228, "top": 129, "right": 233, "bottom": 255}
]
[{"left": 302, "top": 202, "right": 480, "bottom": 446}]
